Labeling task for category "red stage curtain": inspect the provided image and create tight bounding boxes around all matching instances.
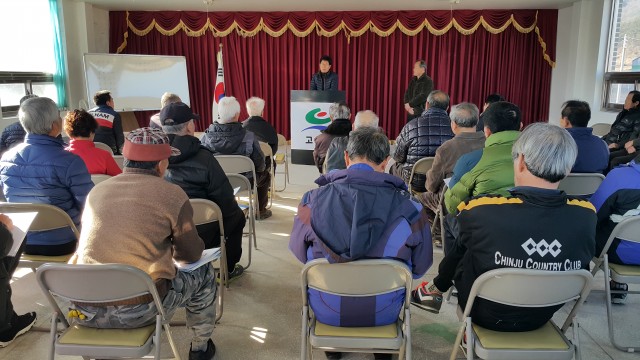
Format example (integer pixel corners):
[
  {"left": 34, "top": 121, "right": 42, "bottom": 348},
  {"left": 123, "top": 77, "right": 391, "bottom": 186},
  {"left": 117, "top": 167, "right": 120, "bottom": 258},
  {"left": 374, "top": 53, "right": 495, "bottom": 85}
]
[{"left": 109, "top": 10, "right": 557, "bottom": 139}]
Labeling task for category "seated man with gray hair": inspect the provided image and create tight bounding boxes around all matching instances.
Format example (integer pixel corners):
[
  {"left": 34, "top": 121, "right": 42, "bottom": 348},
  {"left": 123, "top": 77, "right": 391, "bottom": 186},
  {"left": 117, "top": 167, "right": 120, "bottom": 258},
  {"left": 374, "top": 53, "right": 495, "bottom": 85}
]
[
  {"left": 290, "top": 127, "right": 432, "bottom": 360},
  {"left": 325, "top": 110, "right": 380, "bottom": 172},
  {"left": 201, "top": 96, "right": 272, "bottom": 220},
  {"left": 149, "top": 92, "right": 182, "bottom": 129},
  {"left": 411, "top": 123, "right": 596, "bottom": 332},
  {"left": 242, "top": 97, "right": 278, "bottom": 155},
  {"left": 418, "top": 103, "right": 485, "bottom": 235},
  {"left": 313, "top": 102, "right": 352, "bottom": 173},
  {"left": 391, "top": 90, "right": 454, "bottom": 192}
]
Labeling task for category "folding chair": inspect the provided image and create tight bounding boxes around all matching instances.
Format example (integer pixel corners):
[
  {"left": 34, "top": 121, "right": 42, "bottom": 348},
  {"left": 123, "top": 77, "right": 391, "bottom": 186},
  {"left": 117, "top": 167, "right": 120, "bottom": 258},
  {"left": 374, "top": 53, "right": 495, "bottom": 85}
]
[
  {"left": 36, "top": 263, "right": 181, "bottom": 360},
  {"left": 408, "top": 157, "right": 435, "bottom": 194},
  {"left": 93, "top": 141, "right": 113, "bottom": 154},
  {"left": 226, "top": 173, "right": 256, "bottom": 270},
  {"left": 590, "top": 123, "right": 612, "bottom": 137},
  {"left": 301, "top": 259, "right": 413, "bottom": 360},
  {"left": 215, "top": 155, "right": 258, "bottom": 209},
  {"left": 450, "top": 268, "right": 592, "bottom": 360},
  {"left": 557, "top": 173, "right": 605, "bottom": 197},
  {"left": 591, "top": 215, "right": 640, "bottom": 352},
  {"left": 259, "top": 141, "right": 275, "bottom": 209},
  {"left": 189, "top": 199, "right": 226, "bottom": 319},
  {"left": 90, "top": 174, "right": 111, "bottom": 185},
  {"left": 0, "top": 203, "right": 79, "bottom": 271},
  {"left": 274, "top": 134, "right": 289, "bottom": 191},
  {"left": 113, "top": 155, "right": 125, "bottom": 169}
]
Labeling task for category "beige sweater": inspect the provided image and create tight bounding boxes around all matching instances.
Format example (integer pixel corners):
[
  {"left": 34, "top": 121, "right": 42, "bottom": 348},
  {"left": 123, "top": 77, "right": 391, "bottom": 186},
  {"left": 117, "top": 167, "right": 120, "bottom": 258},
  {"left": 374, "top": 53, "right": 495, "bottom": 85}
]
[{"left": 71, "top": 168, "right": 204, "bottom": 281}]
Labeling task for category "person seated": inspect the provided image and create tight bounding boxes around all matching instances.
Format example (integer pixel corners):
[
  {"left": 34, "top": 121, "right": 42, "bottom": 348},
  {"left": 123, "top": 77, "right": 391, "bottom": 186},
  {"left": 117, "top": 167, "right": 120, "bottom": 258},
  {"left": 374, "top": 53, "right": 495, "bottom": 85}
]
[
  {"left": 0, "top": 214, "right": 37, "bottom": 348},
  {"left": 391, "top": 90, "right": 454, "bottom": 192},
  {"left": 0, "top": 97, "right": 93, "bottom": 256},
  {"left": 475, "top": 93, "right": 505, "bottom": 131},
  {"left": 201, "top": 96, "right": 272, "bottom": 220},
  {"left": 313, "top": 102, "right": 352, "bottom": 173},
  {"left": 325, "top": 110, "right": 379, "bottom": 172},
  {"left": 162, "top": 102, "right": 247, "bottom": 280},
  {"left": 445, "top": 101, "right": 522, "bottom": 214},
  {"left": 606, "top": 91, "right": 640, "bottom": 171},
  {"left": 290, "top": 127, "right": 433, "bottom": 360},
  {"left": 418, "top": 103, "right": 485, "bottom": 234},
  {"left": 88, "top": 90, "right": 125, "bottom": 155},
  {"left": 242, "top": 97, "right": 278, "bottom": 170},
  {"left": 0, "top": 94, "right": 38, "bottom": 154},
  {"left": 70, "top": 127, "right": 216, "bottom": 360},
  {"left": 64, "top": 109, "right": 122, "bottom": 176},
  {"left": 559, "top": 100, "right": 608, "bottom": 173},
  {"left": 590, "top": 154, "right": 640, "bottom": 304},
  {"left": 150, "top": 92, "right": 182, "bottom": 129},
  {"left": 411, "top": 123, "right": 596, "bottom": 332}
]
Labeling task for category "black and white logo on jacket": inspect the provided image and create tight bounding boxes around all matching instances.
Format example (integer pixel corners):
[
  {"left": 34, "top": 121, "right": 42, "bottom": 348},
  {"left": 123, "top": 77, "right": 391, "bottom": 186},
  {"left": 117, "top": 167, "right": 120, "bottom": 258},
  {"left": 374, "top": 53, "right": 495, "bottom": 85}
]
[{"left": 521, "top": 238, "right": 562, "bottom": 258}]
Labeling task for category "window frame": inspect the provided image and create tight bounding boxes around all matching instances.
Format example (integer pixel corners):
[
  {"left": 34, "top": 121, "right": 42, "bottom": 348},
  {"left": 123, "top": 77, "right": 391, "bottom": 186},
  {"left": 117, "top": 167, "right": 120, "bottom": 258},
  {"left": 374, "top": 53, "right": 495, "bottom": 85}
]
[
  {"left": 602, "top": 0, "right": 640, "bottom": 110},
  {"left": 0, "top": 71, "right": 54, "bottom": 117}
]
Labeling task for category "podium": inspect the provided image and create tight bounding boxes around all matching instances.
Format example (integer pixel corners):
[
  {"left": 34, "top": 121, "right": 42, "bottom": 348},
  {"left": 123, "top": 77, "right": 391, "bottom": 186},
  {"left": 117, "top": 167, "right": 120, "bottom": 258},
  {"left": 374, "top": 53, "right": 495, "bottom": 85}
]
[{"left": 290, "top": 90, "right": 346, "bottom": 165}]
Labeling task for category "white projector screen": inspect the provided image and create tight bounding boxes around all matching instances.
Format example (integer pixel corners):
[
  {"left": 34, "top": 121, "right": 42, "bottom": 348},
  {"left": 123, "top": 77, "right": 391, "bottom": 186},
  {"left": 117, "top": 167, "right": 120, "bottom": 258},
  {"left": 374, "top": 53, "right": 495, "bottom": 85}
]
[{"left": 84, "top": 53, "right": 191, "bottom": 111}]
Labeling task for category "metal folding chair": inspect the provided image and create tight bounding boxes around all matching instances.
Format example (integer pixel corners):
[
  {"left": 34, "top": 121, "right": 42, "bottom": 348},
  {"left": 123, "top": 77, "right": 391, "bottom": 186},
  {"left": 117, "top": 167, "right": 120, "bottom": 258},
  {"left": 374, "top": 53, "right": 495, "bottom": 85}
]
[
  {"left": 274, "top": 134, "right": 289, "bottom": 191},
  {"left": 408, "top": 157, "right": 435, "bottom": 194},
  {"left": 450, "top": 268, "right": 592, "bottom": 360},
  {"left": 558, "top": 173, "right": 605, "bottom": 197},
  {"left": 301, "top": 259, "right": 413, "bottom": 360},
  {"left": 591, "top": 216, "right": 640, "bottom": 352},
  {"left": 226, "top": 173, "right": 257, "bottom": 270},
  {"left": 259, "top": 141, "right": 275, "bottom": 209},
  {"left": 37, "top": 263, "right": 181, "bottom": 360},
  {"left": 589, "top": 123, "right": 611, "bottom": 137},
  {"left": 112, "top": 155, "right": 125, "bottom": 169},
  {"left": 93, "top": 141, "right": 113, "bottom": 154},
  {"left": 90, "top": 174, "right": 111, "bottom": 185}
]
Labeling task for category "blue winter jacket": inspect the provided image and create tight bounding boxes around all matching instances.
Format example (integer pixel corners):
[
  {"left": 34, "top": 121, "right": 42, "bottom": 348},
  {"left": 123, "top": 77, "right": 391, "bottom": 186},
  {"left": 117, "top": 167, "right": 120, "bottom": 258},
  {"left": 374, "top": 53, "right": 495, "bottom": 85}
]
[
  {"left": 0, "top": 122, "right": 26, "bottom": 153},
  {"left": 289, "top": 164, "right": 433, "bottom": 327},
  {"left": 0, "top": 134, "right": 93, "bottom": 246},
  {"left": 566, "top": 127, "right": 609, "bottom": 174}
]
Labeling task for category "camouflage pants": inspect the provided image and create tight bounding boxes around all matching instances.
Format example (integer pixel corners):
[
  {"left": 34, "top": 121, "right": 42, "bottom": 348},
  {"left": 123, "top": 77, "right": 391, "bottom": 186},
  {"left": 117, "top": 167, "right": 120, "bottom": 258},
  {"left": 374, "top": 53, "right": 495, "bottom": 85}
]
[{"left": 73, "top": 264, "right": 217, "bottom": 350}]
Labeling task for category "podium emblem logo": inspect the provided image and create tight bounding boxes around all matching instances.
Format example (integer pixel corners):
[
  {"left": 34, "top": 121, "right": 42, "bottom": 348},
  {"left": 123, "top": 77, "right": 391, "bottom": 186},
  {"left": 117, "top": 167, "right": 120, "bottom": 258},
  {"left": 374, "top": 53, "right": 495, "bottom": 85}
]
[{"left": 303, "top": 108, "right": 331, "bottom": 131}]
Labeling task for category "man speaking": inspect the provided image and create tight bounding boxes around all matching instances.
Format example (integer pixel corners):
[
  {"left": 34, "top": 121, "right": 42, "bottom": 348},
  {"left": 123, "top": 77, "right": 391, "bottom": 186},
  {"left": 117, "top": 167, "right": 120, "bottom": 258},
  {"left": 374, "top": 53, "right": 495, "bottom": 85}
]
[{"left": 310, "top": 55, "right": 338, "bottom": 91}]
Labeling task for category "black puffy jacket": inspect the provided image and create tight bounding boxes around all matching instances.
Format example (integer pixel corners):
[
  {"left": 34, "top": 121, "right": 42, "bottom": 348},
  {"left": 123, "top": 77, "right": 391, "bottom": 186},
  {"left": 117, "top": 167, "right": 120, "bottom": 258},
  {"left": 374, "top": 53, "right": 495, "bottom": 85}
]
[
  {"left": 201, "top": 122, "right": 266, "bottom": 173},
  {"left": 165, "top": 134, "right": 243, "bottom": 222},
  {"left": 602, "top": 108, "right": 640, "bottom": 146},
  {"left": 393, "top": 107, "right": 454, "bottom": 167}
]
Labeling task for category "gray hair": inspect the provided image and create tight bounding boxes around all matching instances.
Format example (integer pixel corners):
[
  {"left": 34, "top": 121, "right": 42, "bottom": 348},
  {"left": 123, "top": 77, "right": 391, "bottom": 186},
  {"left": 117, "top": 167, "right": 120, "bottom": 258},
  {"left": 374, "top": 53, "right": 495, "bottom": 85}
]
[
  {"left": 162, "top": 120, "right": 192, "bottom": 135},
  {"left": 426, "top": 90, "right": 450, "bottom": 110},
  {"left": 346, "top": 127, "right": 390, "bottom": 165},
  {"left": 246, "top": 97, "right": 266, "bottom": 117},
  {"left": 450, "top": 103, "right": 479, "bottom": 128},
  {"left": 217, "top": 97, "right": 241, "bottom": 124},
  {"left": 329, "top": 102, "right": 351, "bottom": 120},
  {"left": 512, "top": 123, "right": 577, "bottom": 183},
  {"left": 19, "top": 97, "right": 60, "bottom": 135},
  {"left": 353, "top": 110, "right": 379, "bottom": 130},
  {"left": 160, "top": 93, "right": 181, "bottom": 108}
]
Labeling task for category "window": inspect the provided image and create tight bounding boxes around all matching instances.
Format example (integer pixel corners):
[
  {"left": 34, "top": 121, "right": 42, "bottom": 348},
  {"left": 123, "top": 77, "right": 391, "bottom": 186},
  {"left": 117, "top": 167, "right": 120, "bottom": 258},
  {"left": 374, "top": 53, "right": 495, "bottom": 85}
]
[
  {"left": 0, "top": 0, "right": 59, "bottom": 116},
  {"left": 603, "top": 0, "right": 640, "bottom": 110}
]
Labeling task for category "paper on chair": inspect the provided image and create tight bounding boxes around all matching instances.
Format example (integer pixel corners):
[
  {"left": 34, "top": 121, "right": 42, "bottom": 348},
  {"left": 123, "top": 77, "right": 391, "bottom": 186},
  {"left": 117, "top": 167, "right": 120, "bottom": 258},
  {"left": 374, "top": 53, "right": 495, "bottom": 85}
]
[
  {"left": 7, "top": 212, "right": 37, "bottom": 257},
  {"left": 175, "top": 247, "right": 221, "bottom": 272}
]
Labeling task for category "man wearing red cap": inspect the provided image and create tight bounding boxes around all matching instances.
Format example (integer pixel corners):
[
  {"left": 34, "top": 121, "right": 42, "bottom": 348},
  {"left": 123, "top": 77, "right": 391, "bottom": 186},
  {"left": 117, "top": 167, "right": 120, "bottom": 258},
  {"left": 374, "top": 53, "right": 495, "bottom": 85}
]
[{"left": 70, "top": 127, "right": 217, "bottom": 360}]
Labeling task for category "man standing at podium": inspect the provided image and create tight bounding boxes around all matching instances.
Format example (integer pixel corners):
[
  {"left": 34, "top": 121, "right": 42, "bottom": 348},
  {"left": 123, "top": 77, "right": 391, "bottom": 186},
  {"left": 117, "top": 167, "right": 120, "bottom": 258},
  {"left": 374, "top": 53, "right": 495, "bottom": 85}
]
[
  {"left": 310, "top": 55, "right": 338, "bottom": 91},
  {"left": 404, "top": 60, "right": 433, "bottom": 122}
]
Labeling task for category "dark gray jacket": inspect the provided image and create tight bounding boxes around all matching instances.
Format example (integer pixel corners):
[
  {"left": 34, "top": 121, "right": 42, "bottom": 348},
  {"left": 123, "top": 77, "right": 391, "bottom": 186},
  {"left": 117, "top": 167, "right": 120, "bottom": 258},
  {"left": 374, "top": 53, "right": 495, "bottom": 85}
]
[
  {"left": 310, "top": 72, "right": 338, "bottom": 91},
  {"left": 201, "top": 122, "right": 266, "bottom": 174}
]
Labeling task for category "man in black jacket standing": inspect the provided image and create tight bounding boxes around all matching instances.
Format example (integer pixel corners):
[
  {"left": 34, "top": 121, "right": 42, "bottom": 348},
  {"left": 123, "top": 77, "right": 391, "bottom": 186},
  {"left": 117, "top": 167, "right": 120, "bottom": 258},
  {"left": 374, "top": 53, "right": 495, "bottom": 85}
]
[
  {"left": 310, "top": 55, "right": 338, "bottom": 91},
  {"left": 404, "top": 60, "right": 434, "bottom": 122},
  {"left": 162, "top": 102, "right": 247, "bottom": 280}
]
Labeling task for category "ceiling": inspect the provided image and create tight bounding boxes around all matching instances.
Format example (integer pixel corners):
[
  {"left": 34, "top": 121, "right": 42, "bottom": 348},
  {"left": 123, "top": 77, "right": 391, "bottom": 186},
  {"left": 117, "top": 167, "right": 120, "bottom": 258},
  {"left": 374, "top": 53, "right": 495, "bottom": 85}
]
[{"left": 78, "top": 0, "right": 578, "bottom": 12}]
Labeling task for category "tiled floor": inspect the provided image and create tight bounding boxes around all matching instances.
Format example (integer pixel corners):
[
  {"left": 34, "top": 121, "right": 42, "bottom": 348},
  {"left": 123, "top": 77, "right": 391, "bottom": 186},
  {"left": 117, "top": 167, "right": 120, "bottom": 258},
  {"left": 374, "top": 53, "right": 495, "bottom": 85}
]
[{"left": 2, "top": 162, "right": 639, "bottom": 359}]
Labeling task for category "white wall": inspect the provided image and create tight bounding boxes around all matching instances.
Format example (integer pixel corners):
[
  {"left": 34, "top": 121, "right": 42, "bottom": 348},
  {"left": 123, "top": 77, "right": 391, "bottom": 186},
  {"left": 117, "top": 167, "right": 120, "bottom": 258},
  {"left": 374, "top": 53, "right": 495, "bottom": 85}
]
[
  {"left": 60, "top": 0, "right": 110, "bottom": 111},
  {"left": 548, "top": 0, "right": 617, "bottom": 125}
]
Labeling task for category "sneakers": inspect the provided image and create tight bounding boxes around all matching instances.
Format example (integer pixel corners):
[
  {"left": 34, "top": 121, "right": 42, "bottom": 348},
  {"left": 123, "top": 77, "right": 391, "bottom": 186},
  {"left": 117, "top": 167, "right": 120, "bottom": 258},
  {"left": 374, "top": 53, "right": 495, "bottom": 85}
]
[
  {"left": 0, "top": 312, "right": 37, "bottom": 348},
  {"left": 189, "top": 339, "right": 216, "bottom": 360},
  {"left": 256, "top": 209, "right": 272, "bottom": 220},
  {"left": 228, "top": 264, "right": 245, "bottom": 282},
  {"left": 610, "top": 280, "right": 628, "bottom": 304},
  {"left": 411, "top": 282, "right": 443, "bottom": 313}
]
